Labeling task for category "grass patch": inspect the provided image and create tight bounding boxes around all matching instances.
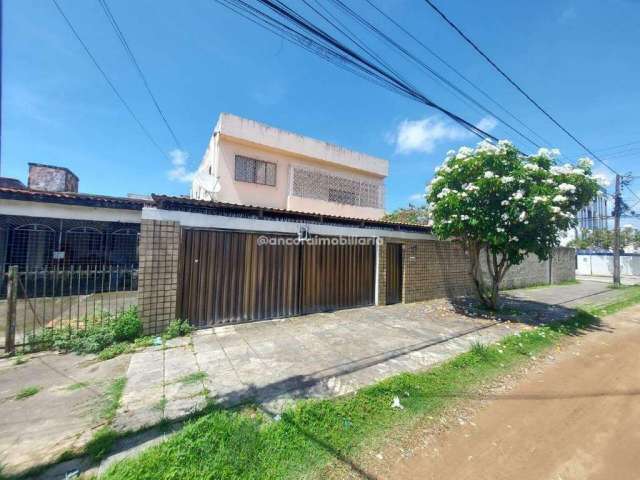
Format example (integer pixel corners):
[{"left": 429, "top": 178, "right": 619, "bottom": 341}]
[
  {"left": 162, "top": 319, "right": 193, "bottom": 340},
  {"left": 101, "top": 300, "right": 622, "bottom": 480},
  {"left": 509, "top": 279, "right": 580, "bottom": 291},
  {"left": 66, "top": 382, "right": 90, "bottom": 391},
  {"left": 15, "top": 386, "right": 40, "bottom": 400},
  {"left": 178, "top": 371, "right": 208, "bottom": 385},
  {"left": 584, "top": 285, "right": 640, "bottom": 317},
  {"left": 101, "top": 377, "right": 126, "bottom": 422},
  {"left": 85, "top": 427, "right": 119, "bottom": 462},
  {"left": 153, "top": 397, "right": 168, "bottom": 412},
  {"left": 13, "top": 354, "right": 28, "bottom": 366}
]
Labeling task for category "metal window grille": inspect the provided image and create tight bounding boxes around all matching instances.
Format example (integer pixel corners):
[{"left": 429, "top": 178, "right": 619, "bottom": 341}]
[
  {"left": 64, "top": 227, "right": 104, "bottom": 266},
  {"left": 290, "top": 165, "right": 384, "bottom": 208},
  {"left": 9, "top": 224, "right": 57, "bottom": 270},
  {"left": 0, "top": 216, "right": 140, "bottom": 272},
  {"left": 235, "top": 155, "right": 276, "bottom": 186}
]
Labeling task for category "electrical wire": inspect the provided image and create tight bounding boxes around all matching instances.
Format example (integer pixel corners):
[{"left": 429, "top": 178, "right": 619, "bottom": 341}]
[
  {"left": 422, "top": 0, "right": 640, "bottom": 203},
  {"left": 50, "top": 0, "right": 169, "bottom": 159},
  {"left": 97, "top": 0, "right": 183, "bottom": 149}
]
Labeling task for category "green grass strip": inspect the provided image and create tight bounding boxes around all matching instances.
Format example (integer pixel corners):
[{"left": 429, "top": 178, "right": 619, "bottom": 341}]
[{"left": 95, "top": 287, "right": 637, "bottom": 479}]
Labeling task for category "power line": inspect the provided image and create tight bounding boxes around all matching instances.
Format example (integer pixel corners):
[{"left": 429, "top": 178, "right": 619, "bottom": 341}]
[
  {"left": 214, "top": 0, "right": 502, "bottom": 145},
  {"left": 363, "top": 0, "right": 554, "bottom": 148},
  {"left": 97, "top": 0, "right": 183, "bottom": 149},
  {"left": 321, "top": 0, "right": 542, "bottom": 149},
  {"left": 50, "top": 0, "right": 169, "bottom": 159},
  {"left": 422, "top": 0, "right": 640, "bottom": 203}
]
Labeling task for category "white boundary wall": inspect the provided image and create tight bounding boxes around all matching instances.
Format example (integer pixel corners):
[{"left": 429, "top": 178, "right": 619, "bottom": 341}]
[{"left": 577, "top": 254, "right": 640, "bottom": 276}]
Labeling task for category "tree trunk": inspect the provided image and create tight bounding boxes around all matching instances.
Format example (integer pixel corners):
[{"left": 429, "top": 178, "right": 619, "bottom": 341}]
[{"left": 466, "top": 242, "right": 508, "bottom": 311}]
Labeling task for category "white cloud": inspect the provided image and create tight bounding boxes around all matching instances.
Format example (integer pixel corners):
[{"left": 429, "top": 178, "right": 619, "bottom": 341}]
[
  {"left": 167, "top": 149, "right": 195, "bottom": 183},
  {"left": 559, "top": 7, "right": 577, "bottom": 23},
  {"left": 592, "top": 168, "right": 614, "bottom": 188},
  {"left": 409, "top": 192, "right": 425, "bottom": 202},
  {"left": 392, "top": 115, "right": 497, "bottom": 154},
  {"left": 476, "top": 116, "right": 498, "bottom": 132}
]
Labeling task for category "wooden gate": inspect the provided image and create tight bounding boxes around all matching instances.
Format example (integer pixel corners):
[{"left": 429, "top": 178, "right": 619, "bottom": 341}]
[
  {"left": 385, "top": 243, "right": 403, "bottom": 304},
  {"left": 178, "top": 230, "right": 375, "bottom": 326}
]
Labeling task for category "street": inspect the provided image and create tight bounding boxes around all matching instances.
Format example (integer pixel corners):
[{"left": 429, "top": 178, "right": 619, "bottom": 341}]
[{"left": 385, "top": 305, "right": 640, "bottom": 480}]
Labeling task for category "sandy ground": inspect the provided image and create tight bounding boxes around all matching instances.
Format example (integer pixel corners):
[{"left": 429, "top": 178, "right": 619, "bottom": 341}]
[{"left": 383, "top": 305, "right": 640, "bottom": 480}]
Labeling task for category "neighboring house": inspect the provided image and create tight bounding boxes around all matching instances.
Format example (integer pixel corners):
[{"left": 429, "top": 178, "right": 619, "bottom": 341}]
[
  {"left": 0, "top": 164, "right": 144, "bottom": 272},
  {"left": 191, "top": 113, "right": 388, "bottom": 220}
]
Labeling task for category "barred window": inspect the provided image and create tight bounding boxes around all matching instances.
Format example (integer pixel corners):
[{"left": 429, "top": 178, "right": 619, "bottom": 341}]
[{"left": 235, "top": 155, "right": 277, "bottom": 186}]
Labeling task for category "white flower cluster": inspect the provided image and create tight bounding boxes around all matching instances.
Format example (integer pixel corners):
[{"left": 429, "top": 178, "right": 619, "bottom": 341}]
[
  {"left": 537, "top": 148, "right": 561, "bottom": 160},
  {"left": 577, "top": 157, "right": 594, "bottom": 169},
  {"left": 558, "top": 183, "right": 576, "bottom": 193},
  {"left": 523, "top": 162, "right": 540, "bottom": 171}
]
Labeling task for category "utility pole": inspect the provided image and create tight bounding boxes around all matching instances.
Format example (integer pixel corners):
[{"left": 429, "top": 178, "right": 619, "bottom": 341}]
[{"left": 613, "top": 174, "right": 622, "bottom": 288}]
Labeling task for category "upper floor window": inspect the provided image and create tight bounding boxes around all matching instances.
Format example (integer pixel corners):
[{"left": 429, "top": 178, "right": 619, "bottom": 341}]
[{"left": 235, "top": 155, "right": 277, "bottom": 186}]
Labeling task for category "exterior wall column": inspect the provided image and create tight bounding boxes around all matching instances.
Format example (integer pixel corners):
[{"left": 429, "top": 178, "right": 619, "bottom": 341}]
[
  {"left": 138, "top": 219, "right": 180, "bottom": 334},
  {"left": 376, "top": 239, "right": 388, "bottom": 306}
]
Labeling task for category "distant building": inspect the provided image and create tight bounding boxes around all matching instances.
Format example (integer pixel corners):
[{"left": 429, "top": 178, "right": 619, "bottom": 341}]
[
  {"left": 577, "top": 191, "right": 608, "bottom": 231},
  {"left": 191, "top": 113, "right": 388, "bottom": 220}
]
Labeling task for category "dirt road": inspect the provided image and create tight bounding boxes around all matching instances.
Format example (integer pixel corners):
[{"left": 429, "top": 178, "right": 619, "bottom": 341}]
[{"left": 388, "top": 305, "right": 640, "bottom": 480}]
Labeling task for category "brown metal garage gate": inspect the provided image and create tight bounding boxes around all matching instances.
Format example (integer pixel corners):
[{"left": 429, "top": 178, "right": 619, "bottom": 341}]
[{"left": 177, "top": 229, "right": 376, "bottom": 327}]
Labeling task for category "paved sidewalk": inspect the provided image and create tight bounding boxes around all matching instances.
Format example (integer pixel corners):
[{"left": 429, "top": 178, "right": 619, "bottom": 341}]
[{"left": 114, "top": 292, "right": 582, "bottom": 432}]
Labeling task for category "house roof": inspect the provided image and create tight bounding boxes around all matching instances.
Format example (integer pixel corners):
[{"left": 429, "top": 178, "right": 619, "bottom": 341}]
[
  {"left": 214, "top": 113, "right": 389, "bottom": 178},
  {"left": 151, "top": 194, "right": 432, "bottom": 233},
  {"left": 0, "top": 187, "right": 431, "bottom": 233},
  {"left": 0, "top": 187, "right": 149, "bottom": 210}
]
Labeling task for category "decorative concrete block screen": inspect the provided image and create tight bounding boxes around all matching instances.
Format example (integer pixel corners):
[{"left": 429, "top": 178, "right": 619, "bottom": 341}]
[
  {"left": 289, "top": 165, "right": 384, "bottom": 208},
  {"left": 138, "top": 219, "right": 180, "bottom": 334}
]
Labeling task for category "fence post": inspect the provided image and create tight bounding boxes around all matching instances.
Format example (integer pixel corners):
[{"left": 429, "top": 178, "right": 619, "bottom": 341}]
[{"left": 5, "top": 266, "right": 18, "bottom": 355}]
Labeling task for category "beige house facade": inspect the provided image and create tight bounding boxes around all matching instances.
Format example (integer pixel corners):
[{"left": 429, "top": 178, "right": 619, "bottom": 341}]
[{"left": 191, "top": 113, "right": 388, "bottom": 219}]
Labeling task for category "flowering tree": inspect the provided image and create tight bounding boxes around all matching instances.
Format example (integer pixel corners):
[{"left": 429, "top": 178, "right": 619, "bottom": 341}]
[{"left": 426, "top": 140, "right": 600, "bottom": 309}]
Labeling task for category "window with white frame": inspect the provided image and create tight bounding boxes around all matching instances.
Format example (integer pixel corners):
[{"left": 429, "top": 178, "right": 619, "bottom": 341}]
[{"left": 235, "top": 155, "right": 277, "bottom": 186}]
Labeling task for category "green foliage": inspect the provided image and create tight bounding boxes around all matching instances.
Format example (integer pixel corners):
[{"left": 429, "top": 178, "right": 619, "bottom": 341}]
[
  {"left": 13, "top": 354, "right": 27, "bottom": 366},
  {"left": 426, "top": 142, "right": 600, "bottom": 308},
  {"left": 85, "top": 427, "right": 119, "bottom": 462},
  {"left": 112, "top": 307, "right": 143, "bottom": 342},
  {"left": 427, "top": 143, "right": 600, "bottom": 264},
  {"left": 568, "top": 227, "right": 640, "bottom": 251},
  {"left": 27, "top": 306, "right": 143, "bottom": 357},
  {"left": 382, "top": 204, "right": 430, "bottom": 225},
  {"left": 101, "top": 302, "right": 625, "bottom": 480},
  {"left": 163, "top": 319, "right": 193, "bottom": 340},
  {"left": 102, "top": 377, "right": 127, "bottom": 422},
  {"left": 178, "top": 371, "right": 208, "bottom": 385},
  {"left": 15, "top": 386, "right": 40, "bottom": 400},
  {"left": 66, "top": 382, "right": 89, "bottom": 391}
]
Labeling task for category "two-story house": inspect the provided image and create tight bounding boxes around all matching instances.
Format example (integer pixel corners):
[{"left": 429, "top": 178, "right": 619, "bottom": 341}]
[{"left": 191, "top": 113, "right": 388, "bottom": 219}]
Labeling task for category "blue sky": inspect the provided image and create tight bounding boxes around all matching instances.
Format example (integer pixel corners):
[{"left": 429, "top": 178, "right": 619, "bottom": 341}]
[{"left": 3, "top": 0, "right": 640, "bottom": 213}]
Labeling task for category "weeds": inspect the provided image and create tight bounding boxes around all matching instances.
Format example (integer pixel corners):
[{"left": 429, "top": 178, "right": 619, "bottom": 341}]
[{"left": 15, "top": 386, "right": 40, "bottom": 400}]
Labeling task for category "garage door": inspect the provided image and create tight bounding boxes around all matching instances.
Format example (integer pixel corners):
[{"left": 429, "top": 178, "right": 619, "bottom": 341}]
[{"left": 177, "top": 229, "right": 375, "bottom": 326}]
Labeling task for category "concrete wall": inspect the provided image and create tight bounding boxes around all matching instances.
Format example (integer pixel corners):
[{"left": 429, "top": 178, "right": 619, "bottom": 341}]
[
  {"left": 479, "top": 247, "right": 576, "bottom": 289},
  {"left": 376, "top": 238, "right": 475, "bottom": 305},
  {"left": 577, "top": 254, "right": 640, "bottom": 276},
  {"left": 377, "top": 239, "right": 576, "bottom": 305},
  {"left": 28, "top": 164, "right": 78, "bottom": 192},
  {"left": 551, "top": 247, "right": 577, "bottom": 283},
  {"left": 136, "top": 212, "right": 575, "bottom": 332},
  {"left": 191, "top": 113, "right": 387, "bottom": 220}
]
